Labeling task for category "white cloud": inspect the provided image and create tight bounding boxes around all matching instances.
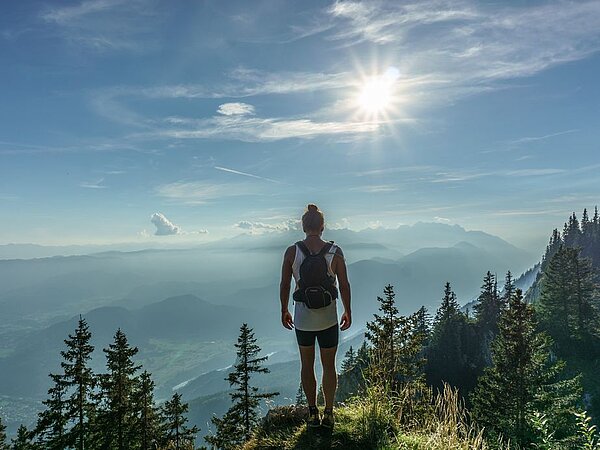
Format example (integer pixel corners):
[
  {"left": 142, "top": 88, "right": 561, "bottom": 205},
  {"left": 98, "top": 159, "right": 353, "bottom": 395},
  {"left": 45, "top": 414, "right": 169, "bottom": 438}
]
[
  {"left": 327, "top": 0, "right": 600, "bottom": 85},
  {"left": 80, "top": 178, "right": 107, "bottom": 189},
  {"left": 155, "top": 181, "right": 259, "bottom": 205},
  {"left": 434, "top": 216, "right": 451, "bottom": 224},
  {"left": 234, "top": 219, "right": 300, "bottom": 233},
  {"left": 329, "top": 217, "right": 351, "bottom": 230},
  {"left": 349, "top": 184, "right": 398, "bottom": 193},
  {"left": 136, "top": 69, "right": 352, "bottom": 99},
  {"left": 154, "top": 114, "right": 382, "bottom": 143},
  {"left": 151, "top": 212, "right": 180, "bottom": 236},
  {"left": 505, "top": 168, "right": 565, "bottom": 177},
  {"left": 217, "top": 103, "right": 255, "bottom": 116},
  {"left": 40, "top": 0, "right": 159, "bottom": 52},
  {"left": 507, "top": 129, "right": 579, "bottom": 146}
]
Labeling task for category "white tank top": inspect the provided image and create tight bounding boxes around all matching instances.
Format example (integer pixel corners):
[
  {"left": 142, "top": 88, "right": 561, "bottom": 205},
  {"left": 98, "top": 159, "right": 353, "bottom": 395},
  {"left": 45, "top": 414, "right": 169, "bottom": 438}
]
[{"left": 292, "top": 242, "right": 339, "bottom": 332}]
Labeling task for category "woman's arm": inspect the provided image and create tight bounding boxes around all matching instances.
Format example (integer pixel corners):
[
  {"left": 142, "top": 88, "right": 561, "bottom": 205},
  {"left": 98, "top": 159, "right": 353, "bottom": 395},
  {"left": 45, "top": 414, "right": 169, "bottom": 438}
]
[
  {"left": 279, "top": 245, "right": 295, "bottom": 329},
  {"left": 334, "top": 248, "right": 352, "bottom": 331}
]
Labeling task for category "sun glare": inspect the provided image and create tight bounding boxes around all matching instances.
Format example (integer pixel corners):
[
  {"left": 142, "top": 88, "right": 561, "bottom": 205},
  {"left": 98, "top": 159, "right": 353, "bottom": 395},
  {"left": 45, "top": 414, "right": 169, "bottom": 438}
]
[{"left": 356, "top": 67, "right": 400, "bottom": 118}]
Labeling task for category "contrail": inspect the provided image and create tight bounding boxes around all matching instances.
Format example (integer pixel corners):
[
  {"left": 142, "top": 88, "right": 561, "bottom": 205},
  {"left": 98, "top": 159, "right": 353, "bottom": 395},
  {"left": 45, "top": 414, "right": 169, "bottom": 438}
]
[{"left": 214, "top": 166, "right": 280, "bottom": 183}]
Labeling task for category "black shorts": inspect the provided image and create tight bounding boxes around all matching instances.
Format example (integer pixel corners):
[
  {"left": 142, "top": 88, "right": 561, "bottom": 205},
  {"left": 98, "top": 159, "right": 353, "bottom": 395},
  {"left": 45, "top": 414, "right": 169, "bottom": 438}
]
[{"left": 295, "top": 324, "right": 339, "bottom": 349}]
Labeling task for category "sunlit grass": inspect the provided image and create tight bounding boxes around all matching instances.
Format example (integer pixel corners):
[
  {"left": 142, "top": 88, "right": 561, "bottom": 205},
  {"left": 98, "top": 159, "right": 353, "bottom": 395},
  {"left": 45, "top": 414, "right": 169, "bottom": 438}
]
[{"left": 243, "top": 383, "right": 499, "bottom": 450}]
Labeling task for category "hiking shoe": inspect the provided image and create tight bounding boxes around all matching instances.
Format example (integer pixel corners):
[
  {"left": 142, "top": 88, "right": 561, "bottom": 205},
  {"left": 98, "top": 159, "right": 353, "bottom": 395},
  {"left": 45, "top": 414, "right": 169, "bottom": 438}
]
[
  {"left": 307, "top": 406, "right": 320, "bottom": 428},
  {"left": 321, "top": 409, "right": 335, "bottom": 429}
]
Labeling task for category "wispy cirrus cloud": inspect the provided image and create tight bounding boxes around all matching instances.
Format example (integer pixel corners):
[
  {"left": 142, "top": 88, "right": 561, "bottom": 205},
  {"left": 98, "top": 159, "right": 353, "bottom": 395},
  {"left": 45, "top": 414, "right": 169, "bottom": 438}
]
[
  {"left": 40, "top": 0, "right": 160, "bottom": 52},
  {"left": 327, "top": 0, "right": 600, "bottom": 85},
  {"left": 144, "top": 105, "right": 383, "bottom": 143},
  {"left": 155, "top": 180, "right": 260, "bottom": 205},
  {"left": 80, "top": 177, "right": 107, "bottom": 189},
  {"left": 505, "top": 168, "right": 565, "bottom": 177},
  {"left": 349, "top": 184, "right": 399, "bottom": 193},
  {"left": 507, "top": 129, "right": 580, "bottom": 146},
  {"left": 214, "top": 166, "right": 280, "bottom": 184}
]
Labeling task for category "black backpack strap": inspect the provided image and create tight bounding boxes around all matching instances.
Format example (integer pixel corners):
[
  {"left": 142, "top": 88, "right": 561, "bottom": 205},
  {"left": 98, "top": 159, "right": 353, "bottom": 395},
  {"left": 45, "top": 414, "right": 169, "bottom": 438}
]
[
  {"left": 318, "top": 241, "right": 334, "bottom": 256},
  {"left": 295, "top": 241, "right": 311, "bottom": 257}
]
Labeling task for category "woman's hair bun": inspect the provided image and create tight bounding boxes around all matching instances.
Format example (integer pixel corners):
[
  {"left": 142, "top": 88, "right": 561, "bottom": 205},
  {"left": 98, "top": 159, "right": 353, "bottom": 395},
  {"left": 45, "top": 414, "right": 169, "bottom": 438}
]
[{"left": 307, "top": 203, "right": 319, "bottom": 211}]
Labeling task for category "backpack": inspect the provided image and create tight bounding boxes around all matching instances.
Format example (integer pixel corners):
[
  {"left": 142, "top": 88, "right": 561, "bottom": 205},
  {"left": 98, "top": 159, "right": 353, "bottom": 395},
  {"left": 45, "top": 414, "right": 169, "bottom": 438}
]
[{"left": 292, "top": 240, "right": 339, "bottom": 309}]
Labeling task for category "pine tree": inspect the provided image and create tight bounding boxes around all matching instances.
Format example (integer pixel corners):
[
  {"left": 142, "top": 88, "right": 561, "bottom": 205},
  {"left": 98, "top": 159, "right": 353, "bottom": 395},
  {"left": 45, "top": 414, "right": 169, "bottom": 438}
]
[
  {"left": 365, "top": 285, "right": 426, "bottom": 389},
  {"left": 132, "top": 371, "right": 161, "bottom": 450},
  {"left": 206, "top": 323, "right": 278, "bottom": 449},
  {"left": 426, "top": 282, "right": 479, "bottom": 392},
  {"left": 341, "top": 346, "right": 356, "bottom": 373},
  {"left": 295, "top": 383, "right": 306, "bottom": 406},
  {"left": 61, "top": 316, "right": 95, "bottom": 450},
  {"left": 0, "top": 416, "right": 9, "bottom": 450},
  {"left": 570, "top": 250, "right": 598, "bottom": 344},
  {"left": 471, "top": 289, "right": 581, "bottom": 447},
  {"left": 503, "top": 271, "right": 515, "bottom": 304},
  {"left": 474, "top": 271, "right": 502, "bottom": 335},
  {"left": 11, "top": 425, "right": 33, "bottom": 450},
  {"left": 365, "top": 284, "right": 402, "bottom": 388},
  {"left": 33, "top": 373, "right": 68, "bottom": 449},
  {"left": 336, "top": 346, "right": 364, "bottom": 402},
  {"left": 582, "top": 208, "right": 591, "bottom": 235},
  {"left": 96, "top": 328, "right": 141, "bottom": 450},
  {"left": 474, "top": 272, "right": 503, "bottom": 364},
  {"left": 413, "top": 305, "right": 431, "bottom": 346},
  {"left": 161, "top": 392, "right": 199, "bottom": 450},
  {"left": 538, "top": 245, "right": 598, "bottom": 355},
  {"left": 434, "top": 282, "right": 460, "bottom": 325}
]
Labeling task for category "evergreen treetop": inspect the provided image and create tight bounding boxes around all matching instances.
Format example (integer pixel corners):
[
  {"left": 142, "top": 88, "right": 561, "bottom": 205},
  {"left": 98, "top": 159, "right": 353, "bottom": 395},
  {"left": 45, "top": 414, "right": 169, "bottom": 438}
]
[
  {"left": 471, "top": 289, "right": 581, "bottom": 447},
  {"left": 0, "top": 416, "right": 9, "bottom": 450},
  {"left": 162, "top": 392, "right": 199, "bottom": 450},
  {"left": 60, "top": 315, "right": 95, "bottom": 450},
  {"left": 96, "top": 328, "right": 142, "bottom": 450},
  {"left": 206, "top": 323, "right": 278, "bottom": 449}
]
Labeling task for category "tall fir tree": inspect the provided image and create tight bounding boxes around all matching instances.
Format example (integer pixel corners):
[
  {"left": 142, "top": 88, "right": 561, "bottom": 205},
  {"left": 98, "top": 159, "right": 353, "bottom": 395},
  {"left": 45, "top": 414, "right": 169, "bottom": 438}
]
[
  {"left": 434, "top": 282, "right": 460, "bottom": 325},
  {"left": 206, "top": 323, "right": 278, "bottom": 449},
  {"left": 341, "top": 346, "right": 356, "bottom": 373},
  {"left": 336, "top": 346, "right": 362, "bottom": 402},
  {"left": 295, "top": 382, "right": 306, "bottom": 406},
  {"left": 471, "top": 289, "right": 581, "bottom": 447},
  {"left": 96, "top": 328, "right": 141, "bottom": 450},
  {"left": 413, "top": 305, "right": 431, "bottom": 347},
  {"left": 61, "top": 316, "right": 95, "bottom": 450},
  {"left": 132, "top": 371, "right": 161, "bottom": 450},
  {"left": 0, "top": 416, "right": 8, "bottom": 450},
  {"left": 538, "top": 245, "right": 599, "bottom": 355},
  {"left": 161, "top": 392, "right": 199, "bottom": 450},
  {"left": 33, "top": 373, "right": 68, "bottom": 449},
  {"left": 473, "top": 271, "right": 503, "bottom": 365},
  {"left": 426, "top": 282, "right": 479, "bottom": 393},
  {"left": 365, "top": 284, "right": 402, "bottom": 388},
  {"left": 11, "top": 425, "right": 33, "bottom": 450},
  {"left": 502, "top": 271, "right": 515, "bottom": 304},
  {"left": 365, "top": 285, "right": 426, "bottom": 390}
]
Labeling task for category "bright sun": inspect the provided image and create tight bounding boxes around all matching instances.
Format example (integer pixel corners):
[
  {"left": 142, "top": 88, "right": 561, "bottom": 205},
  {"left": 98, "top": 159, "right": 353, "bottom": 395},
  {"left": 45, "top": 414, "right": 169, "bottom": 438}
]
[{"left": 356, "top": 67, "right": 400, "bottom": 118}]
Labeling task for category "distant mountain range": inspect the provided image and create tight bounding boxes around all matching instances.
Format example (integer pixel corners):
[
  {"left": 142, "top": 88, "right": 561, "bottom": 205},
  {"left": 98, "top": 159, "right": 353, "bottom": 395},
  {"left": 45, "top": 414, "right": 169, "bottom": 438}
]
[
  {"left": 0, "top": 222, "right": 537, "bottom": 328},
  {"left": 0, "top": 294, "right": 283, "bottom": 399}
]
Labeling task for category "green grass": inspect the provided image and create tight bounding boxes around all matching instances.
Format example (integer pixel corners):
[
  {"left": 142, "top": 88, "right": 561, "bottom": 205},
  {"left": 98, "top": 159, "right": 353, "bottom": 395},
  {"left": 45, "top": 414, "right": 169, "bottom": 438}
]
[{"left": 244, "top": 384, "right": 493, "bottom": 450}]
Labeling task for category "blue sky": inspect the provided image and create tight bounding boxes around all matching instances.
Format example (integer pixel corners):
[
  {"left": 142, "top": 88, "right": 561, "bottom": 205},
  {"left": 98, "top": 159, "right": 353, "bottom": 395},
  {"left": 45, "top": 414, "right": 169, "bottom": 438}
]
[{"left": 1, "top": 0, "right": 599, "bottom": 253}]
